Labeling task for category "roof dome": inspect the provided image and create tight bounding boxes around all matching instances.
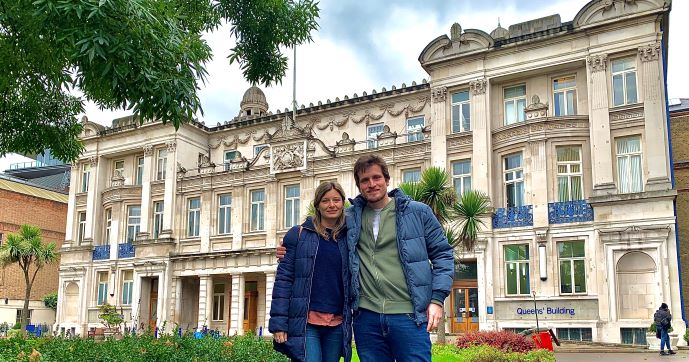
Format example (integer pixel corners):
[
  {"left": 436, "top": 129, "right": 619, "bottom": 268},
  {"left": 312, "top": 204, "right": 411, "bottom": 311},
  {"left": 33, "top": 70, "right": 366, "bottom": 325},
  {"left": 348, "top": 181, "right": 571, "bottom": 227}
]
[
  {"left": 490, "top": 25, "right": 509, "bottom": 40},
  {"left": 241, "top": 86, "right": 268, "bottom": 109}
]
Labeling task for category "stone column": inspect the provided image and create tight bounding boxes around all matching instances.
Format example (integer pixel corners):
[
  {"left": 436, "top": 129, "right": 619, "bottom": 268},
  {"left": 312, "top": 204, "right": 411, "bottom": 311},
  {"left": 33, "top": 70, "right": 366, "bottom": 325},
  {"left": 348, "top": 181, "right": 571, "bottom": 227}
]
[
  {"left": 586, "top": 54, "right": 616, "bottom": 196},
  {"left": 231, "top": 186, "right": 244, "bottom": 250},
  {"left": 264, "top": 271, "right": 275, "bottom": 335},
  {"left": 160, "top": 141, "right": 177, "bottom": 237},
  {"left": 430, "top": 86, "right": 448, "bottom": 168},
  {"left": 130, "top": 272, "right": 142, "bottom": 329},
  {"left": 139, "top": 144, "right": 154, "bottom": 238},
  {"left": 65, "top": 166, "right": 79, "bottom": 246},
  {"left": 230, "top": 273, "right": 245, "bottom": 335},
  {"left": 83, "top": 156, "right": 100, "bottom": 245},
  {"left": 470, "top": 78, "right": 492, "bottom": 196},
  {"left": 529, "top": 140, "right": 548, "bottom": 227},
  {"left": 171, "top": 277, "right": 182, "bottom": 324},
  {"left": 197, "top": 275, "right": 210, "bottom": 329},
  {"left": 639, "top": 43, "right": 672, "bottom": 191}
]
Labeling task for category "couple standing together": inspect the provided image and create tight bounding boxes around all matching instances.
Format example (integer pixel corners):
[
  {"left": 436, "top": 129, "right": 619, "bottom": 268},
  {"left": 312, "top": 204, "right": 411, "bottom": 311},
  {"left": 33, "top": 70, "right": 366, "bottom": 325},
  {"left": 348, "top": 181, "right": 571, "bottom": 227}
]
[{"left": 269, "top": 154, "right": 454, "bottom": 362}]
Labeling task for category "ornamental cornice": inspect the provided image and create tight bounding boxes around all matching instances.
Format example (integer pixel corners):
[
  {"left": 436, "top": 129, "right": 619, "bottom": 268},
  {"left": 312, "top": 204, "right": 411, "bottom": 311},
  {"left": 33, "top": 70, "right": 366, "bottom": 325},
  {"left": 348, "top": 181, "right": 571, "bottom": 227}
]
[
  {"left": 586, "top": 54, "right": 607, "bottom": 73},
  {"left": 638, "top": 43, "right": 661, "bottom": 62}
]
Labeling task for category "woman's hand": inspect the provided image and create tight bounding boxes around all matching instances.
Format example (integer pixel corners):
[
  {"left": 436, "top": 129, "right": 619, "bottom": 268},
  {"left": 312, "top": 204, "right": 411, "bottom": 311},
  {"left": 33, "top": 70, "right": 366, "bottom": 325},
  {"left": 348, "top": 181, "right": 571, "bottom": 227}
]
[{"left": 274, "top": 331, "right": 288, "bottom": 343}]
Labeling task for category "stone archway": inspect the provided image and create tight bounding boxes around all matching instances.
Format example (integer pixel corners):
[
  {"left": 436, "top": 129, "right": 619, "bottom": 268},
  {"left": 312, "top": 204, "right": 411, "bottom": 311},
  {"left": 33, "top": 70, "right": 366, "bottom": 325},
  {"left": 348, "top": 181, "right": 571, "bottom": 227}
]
[
  {"left": 63, "top": 282, "right": 80, "bottom": 322},
  {"left": 616, "top": 251, "right": 656, "bottom": 319}
]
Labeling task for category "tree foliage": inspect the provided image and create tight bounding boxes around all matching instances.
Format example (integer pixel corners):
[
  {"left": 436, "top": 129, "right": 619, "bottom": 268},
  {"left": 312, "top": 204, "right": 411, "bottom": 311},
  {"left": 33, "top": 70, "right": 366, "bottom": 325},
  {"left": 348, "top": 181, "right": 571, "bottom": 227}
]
[
  {"left": 0, "top": 0, "right": 320, "bottom": 162},
  {"left": 43, "top": 292, "right": 58, "bottom": 311}
]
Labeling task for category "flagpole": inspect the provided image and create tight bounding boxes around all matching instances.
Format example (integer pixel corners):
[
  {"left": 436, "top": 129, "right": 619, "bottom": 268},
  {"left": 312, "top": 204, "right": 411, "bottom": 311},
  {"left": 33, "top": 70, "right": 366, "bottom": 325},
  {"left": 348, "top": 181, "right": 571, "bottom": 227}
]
[{"left": 292, "top": 45, "right": 297, "bottom": 123}]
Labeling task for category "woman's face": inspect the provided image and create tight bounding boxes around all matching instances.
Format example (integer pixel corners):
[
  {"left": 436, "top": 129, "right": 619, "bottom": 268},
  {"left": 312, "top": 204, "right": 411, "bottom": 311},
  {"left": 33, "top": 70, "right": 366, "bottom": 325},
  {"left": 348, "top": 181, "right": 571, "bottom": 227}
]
[{"left": 318, "top": 188, "right": 344, "bottom": 221}]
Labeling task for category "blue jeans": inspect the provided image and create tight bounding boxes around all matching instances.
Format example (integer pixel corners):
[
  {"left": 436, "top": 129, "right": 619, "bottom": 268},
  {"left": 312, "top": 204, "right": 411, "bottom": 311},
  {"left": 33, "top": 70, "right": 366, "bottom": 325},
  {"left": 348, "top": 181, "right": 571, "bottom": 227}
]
[
  {"left": 353, "top": 309, "right": 431, "bottom": 362},
  {"left": 305, "top": 324, "right": 343, "bottom": 362},
  {"left": 660, "top": 326, "right": 671, "bottom": 351}
]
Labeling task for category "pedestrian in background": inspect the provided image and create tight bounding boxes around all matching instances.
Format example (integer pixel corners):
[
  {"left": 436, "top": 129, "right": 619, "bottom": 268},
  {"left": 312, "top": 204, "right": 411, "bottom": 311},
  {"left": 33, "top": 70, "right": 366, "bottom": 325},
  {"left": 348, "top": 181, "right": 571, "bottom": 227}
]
[{"left": 654, "top": 303, "right": 676, "bottom": 356}]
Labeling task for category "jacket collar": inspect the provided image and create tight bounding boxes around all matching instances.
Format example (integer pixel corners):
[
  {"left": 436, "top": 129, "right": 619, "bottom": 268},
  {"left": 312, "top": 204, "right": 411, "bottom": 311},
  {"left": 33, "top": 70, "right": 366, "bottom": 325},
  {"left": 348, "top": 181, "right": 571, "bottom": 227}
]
[{"left": 349, "top": 188, "right": 411, "bottom": 212}]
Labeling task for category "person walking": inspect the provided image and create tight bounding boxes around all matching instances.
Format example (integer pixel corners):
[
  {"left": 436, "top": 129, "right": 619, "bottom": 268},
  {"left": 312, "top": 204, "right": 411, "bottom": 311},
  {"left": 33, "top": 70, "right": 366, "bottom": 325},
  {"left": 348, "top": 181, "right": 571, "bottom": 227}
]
[
  {"left": 654, "top": 303, "right": 676, "bottom": 356},
  {"left": 269, "top": 182, "right": 352, "bottom": 362}
]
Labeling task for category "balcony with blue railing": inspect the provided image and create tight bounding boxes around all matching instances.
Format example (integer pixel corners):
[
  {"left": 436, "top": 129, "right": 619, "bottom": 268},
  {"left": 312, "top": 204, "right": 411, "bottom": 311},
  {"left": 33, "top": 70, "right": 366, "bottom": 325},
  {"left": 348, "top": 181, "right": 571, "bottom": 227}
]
[
  {"left": 118, "top": 243, "right": 135, "bottom": 258},
  {"left": 492, "top": 205, "right": 533, "bottom": 229},
  {"left": 92, "top": 245, "right": 111, "bottom": 261},
  {"left": 548, "top": 200, "right": 594, "bottom": 224}
]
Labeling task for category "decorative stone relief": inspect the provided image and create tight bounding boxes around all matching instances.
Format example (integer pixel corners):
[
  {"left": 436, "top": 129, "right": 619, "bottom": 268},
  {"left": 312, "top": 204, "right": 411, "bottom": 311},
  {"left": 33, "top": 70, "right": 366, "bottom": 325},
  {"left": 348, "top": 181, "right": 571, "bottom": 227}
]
[
  {"left": 88, "top": 156, "right": 98, "bottom": 166},
  {"left": 638, "top": 43, "right": 660, "bottom": 62},
  {"left": 272, "top": 142, "right": 305, "bottom": 171},
  {"left": 166, "top": 141, "right": 177, "bottom": 152},
  {"left": 447, "top": 135, "right": 473, "bottom": 149},
  {"left": 525, "top": 95, "right": 548, "bottom": 120},
  {"left": 335, "top": 132, "right": 356, "bottom": 153},
  {"left": 470, "top": 78, "right": 487, "bottom": 95},
  {"left": 143, "top": 144, "right": 153, "bottom": 156},
  {"left": 431, "top": 86, "right": 447, "bottom": 103},
  {"left": 110, "top": 173, "right": 125, "bottom": 187},
  {"left": 176, "top": 162, "right": 187, "bottom": 175},
  {"left": 377, "top": 125, "right": 398, "bottom": 147},
  {"left": 586, "top": 54, "right": 607, "bottom": 73},
  {"left": 209, "top": 133, "right": 252, "bottom": 150}
]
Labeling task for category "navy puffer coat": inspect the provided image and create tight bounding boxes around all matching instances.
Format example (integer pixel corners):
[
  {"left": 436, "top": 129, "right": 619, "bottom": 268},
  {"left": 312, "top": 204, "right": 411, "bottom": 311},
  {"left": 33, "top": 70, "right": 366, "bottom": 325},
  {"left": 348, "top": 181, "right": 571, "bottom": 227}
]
[{"left": 269, "top": 217, "right": 352, "bottom": 362}]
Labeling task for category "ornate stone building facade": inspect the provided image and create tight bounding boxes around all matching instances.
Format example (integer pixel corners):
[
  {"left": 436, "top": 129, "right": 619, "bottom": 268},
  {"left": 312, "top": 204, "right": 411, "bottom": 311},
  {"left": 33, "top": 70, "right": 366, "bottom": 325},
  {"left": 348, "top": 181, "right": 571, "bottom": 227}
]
[{"left": 56, "top": 0, "right": 683, "bottom": 345}]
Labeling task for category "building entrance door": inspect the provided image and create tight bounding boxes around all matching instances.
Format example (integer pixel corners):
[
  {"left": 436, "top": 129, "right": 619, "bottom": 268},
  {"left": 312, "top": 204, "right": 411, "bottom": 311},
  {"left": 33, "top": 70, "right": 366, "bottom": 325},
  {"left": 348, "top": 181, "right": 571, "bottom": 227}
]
[
  {"left": 451, "top": 287, "right": 479, "bottom": 333},
  {"left": 149, "top": 278, "right": 158, "bottom": 330},
  {"left": 242, "top": 291, "right": 258, "bottom": 333}
]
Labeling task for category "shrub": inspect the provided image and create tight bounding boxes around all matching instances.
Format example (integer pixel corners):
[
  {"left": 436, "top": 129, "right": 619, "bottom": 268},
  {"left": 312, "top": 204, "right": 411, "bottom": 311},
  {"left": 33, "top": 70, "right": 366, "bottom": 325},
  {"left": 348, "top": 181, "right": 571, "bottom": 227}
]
[
  {"left": 684, "top": 328, "right": 689, "bottom": 343},
  {"left": 649, "top": 322, "right": 674, "bottom": 334},
  {"left": 98, "top": 303, "right": 124, "bottom": 330},
  {"left": 450, "top": 345, "right": 554, "bottom": 362},
  {"left": 43, "top": 292, "right": 58, "bottom": 311},
  {"left": 456, "top": 330, "right": 536, "bottom": 353}
]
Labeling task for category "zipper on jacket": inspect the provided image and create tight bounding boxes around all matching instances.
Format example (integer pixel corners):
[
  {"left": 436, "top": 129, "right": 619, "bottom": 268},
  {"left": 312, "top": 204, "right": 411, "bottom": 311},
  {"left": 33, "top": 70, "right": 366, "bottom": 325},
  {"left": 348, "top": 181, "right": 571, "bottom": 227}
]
[{"left": 303, "top": 233, "right": 319, "bottom": 361}]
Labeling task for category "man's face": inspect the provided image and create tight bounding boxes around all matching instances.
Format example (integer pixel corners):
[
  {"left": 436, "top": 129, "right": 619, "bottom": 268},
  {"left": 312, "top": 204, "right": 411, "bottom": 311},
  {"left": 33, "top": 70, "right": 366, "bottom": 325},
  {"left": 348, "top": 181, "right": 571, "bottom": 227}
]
[{"left": 357, "top": 164, "right": 389, "bottom": 204}]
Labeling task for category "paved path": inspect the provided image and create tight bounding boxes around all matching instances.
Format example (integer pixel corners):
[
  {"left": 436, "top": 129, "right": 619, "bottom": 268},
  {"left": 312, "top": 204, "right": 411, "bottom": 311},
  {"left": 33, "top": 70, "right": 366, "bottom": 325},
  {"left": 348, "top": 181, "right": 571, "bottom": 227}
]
[{"left": 556, "top": 352, "right": 689, "bottom": 362}]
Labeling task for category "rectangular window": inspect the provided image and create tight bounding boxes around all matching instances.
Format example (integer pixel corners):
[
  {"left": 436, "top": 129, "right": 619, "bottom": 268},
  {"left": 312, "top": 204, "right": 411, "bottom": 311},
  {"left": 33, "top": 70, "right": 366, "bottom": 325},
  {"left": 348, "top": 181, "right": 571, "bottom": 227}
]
[
  {"left": 556, "top": 146, "right": 583, "bottom": 202},
  {"left": 156, "top": 149, "right": 167, "bottom": 180},
  {"left": 284, "top": 185, "right": 301, "bottom": 228},
  {"left": 121, "top": 270, "right": 133, "bottom": 305},
  {"left": 97, "top": 272, "right": 108, "bottom": 305},
  {"left": 553, "top": 76, "right": 577, "bottom": 116},
  {"left": 406, "top": 117, "right": 425, "bottom": 142},
  {"left": 135, "top": 156, "right": 144, "bottom": 185},
  {"left": 505, "top": 244, "right": 530, "bottom": 295},
  {"left": 212, "top": 283, "right": 225, "bottom": 321},
  {"left": 250, "top": 189, "right": 265, "bottom": 231},
  {"left": 218, "top": 194, "right": 232, "bottom": 235},
  {"left": 504, "top": 153, "right": 524, "bottom": 207},
  {"left": 616, "top": 136, "right": 643, "bottom": 193},
  {"left": 104, "top": 209, "right": 112, "bottom": 245},
  {"left": 254, "top": 144, "right": 268, "bottom": 157},
  {"left": 126, "top": 206, "right": 141, "bottom": 243},
  {"left": 620, "top": 328, "right": 647, "bottom": 345},
  {"left": 402, "top": 169, "right": 421, "bottom": 183},
  {"left": 15, "top": 310, "right": 32, "bottom": 326},
  {"left": 558, "top": 241, "right": 586, "bottom": 294},
  {"left": 452, "top": 160, "right": 472, "bottom": 195},
  {"left": 78, "top": 212, "right": 87, "bottom": 244},
  {"left": 451, "top": 91, "right": 471, "bottom": 133},
  {"left": 224, "top": 150, "right": 237, "bottom": 171},
  {"left": 557, "top": 328, "right": 592, "bottom": 342},
  {"left": 612, "top": 57, "right": 638, "bottom": 107},
  {"left": 367, "top": 123, "right": 384, "bottom": 149},
  {"left": 187, "top": 198, "right": 201, "bottom": 237},
  {"left": 81, "top": 164, "right": 91, "bottom": 192},
  {"left": 153, "top": 202, "right": 164, "bottom": 238},
  {"left": 504, "top": 85, "right": 526, "bottom": 125},
  {"left": 113, "top": 160, "right": 124, "bottom": 177}
]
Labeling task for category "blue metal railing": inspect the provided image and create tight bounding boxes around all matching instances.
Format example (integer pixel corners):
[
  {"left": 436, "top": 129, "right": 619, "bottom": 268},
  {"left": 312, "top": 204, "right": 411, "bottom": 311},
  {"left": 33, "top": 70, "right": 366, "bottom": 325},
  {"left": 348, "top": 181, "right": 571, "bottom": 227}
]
[
  {"left": 118, "top": 243, "right": 135, "bottom": 258},
  {"left": 548, "top": 200, "right": 594, "bottom": 224},
  {"left": 92, "top": 245, "right": 110, "bottom": 261},
  {"left": 492, "top": 205, "right": 533, "bottom": 228}
]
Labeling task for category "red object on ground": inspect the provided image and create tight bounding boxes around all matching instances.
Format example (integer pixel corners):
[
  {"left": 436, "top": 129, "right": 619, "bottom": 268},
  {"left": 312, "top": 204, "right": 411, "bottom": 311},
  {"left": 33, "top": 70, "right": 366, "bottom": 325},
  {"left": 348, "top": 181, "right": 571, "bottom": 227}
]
[{"left": 532, "top": 330, "right": 554, "bottom": 351}]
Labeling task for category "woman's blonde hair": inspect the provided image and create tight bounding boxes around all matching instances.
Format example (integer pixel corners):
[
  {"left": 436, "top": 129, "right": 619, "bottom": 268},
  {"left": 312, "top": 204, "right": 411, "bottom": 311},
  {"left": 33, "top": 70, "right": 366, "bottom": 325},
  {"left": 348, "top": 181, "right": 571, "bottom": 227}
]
[{"left": 312, "top": 181, "right": 346, "bottom": 240}]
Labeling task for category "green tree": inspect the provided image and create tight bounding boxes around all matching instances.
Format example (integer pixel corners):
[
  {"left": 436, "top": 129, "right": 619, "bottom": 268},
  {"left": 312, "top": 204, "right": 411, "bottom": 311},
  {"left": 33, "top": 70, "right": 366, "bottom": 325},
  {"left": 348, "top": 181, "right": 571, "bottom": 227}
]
[
  {"left": 0, "top": 0, "right": 320, "bottom": 162},
  {"left": 43, "top": 292, "right": 58, "bottom": 311},
  {"left": 0, "top": 225, "right": 58, "bottom": 332}
]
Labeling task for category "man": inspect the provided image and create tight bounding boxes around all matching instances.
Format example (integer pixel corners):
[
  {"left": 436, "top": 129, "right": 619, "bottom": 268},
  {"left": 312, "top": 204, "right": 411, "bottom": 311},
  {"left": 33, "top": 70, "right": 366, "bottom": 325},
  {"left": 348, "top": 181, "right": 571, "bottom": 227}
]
[
  {"left": 654, "top": 303, "right": 676, "bottom": 356},
  {"left": 278, "top": 154, "right": 454, "bottom": 362}
]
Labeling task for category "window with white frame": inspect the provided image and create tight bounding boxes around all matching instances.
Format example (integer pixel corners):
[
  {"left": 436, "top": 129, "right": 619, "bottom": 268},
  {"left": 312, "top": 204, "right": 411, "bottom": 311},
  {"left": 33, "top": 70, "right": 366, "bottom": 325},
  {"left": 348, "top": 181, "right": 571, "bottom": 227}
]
[
  {"left": 612, "top": 57, "right": 638, "bottom": 107},
  {"left": 553, "top": 76, "right": 577, "bottom": 116},
  {"left": 218, "top": 194, "right": 232, "bottom": 235},
  {"left": 126, "top": 206, "right": 141, "bottom": 243},
  {"left": 452, "top": 160, "right": 472, "bottom": 195},
  {"left": 104, "top": 208, "right": 112, "bottom": 245},
  {"left": 505, "top": 244, "right": 530, "bottom": 295},
  {"left": 153, "top": 201, "right": 164, "bottom": 238},
  {"left": 187, "top": 198, "right": 201, "bottom": 237},
  {"left": 250, "top": 189, "right": 265, "bottom": 231},
  {"left": 284, "top": 185, "right": 300, "bottom": 228},
  {"left": 224, "top": 150, "right": 237, "bottom": 171},
  {"left": 402, "top": 168, "right": 421, "bottom": 183},
  {"left": 113, "top": 160, "right": 124, "bottom": 177},
  {"left": 556, "top": 146, "right": 583, "bottom": 202},
  {"left": 406, "top": 117, "right": 425, "bottom": 142},
  {"left": 451, "top": 91, "right": 471, "bottom": 133},
  {"left": 212, "top": 283, "right": 225, "bottom": 321},
  {"left": 97, "top": 272, "right": 108, "bottom": 305},
  {"left": 254, "top": 144, "right": 268, "bottom": 157},
  {"left": 81, "top": 164, "right": 91, "bottom": 192},
  {"left": 616, "top": 136, "right": 643, "bottom": 193},
  {"left": 156, "top": 149, "right": 167, "bottom": 180},
  {"left": 135, "top": 156, "right": 144, "bottom": 185},
  {"left": 504, "top": 153, "right": 524, "bottom": 207},
  {"left": 121, "top": 270, "right": 133, "bottom": 305},
  {"left": 504, "top": 85, "right": 526, "bottom": 125},
  {"left": 367, "top": 123, "right": 384, "bottom": 149},
  {"left": 559, "top": 241, "right": 586, "bottom": 294},
  {"left": 78, "top": 212, "right": 86, "bottom": 244}
]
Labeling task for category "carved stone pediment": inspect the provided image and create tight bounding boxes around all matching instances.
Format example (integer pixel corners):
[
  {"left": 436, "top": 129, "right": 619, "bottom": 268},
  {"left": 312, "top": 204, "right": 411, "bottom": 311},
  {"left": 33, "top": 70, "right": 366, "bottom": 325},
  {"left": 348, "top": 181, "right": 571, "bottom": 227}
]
[
  {"left": 377, "top": 125, "right": 398, "bottom": 147},
  {"left": 525, "top": 95, "right": 548, "bottom": 120},
  {"left": 574, "top": 0, "right": 666, "bottom": 28}
]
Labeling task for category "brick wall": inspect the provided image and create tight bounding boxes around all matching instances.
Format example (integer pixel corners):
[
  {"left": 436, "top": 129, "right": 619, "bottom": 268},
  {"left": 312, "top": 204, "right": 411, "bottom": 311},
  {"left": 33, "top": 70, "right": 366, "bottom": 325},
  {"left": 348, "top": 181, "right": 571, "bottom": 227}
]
[
  {"left": 671, "top": 112, "right": 689, "bottom": 321},
  {"left": 0, "top": 189, "right": 66, "bottom": 301}
]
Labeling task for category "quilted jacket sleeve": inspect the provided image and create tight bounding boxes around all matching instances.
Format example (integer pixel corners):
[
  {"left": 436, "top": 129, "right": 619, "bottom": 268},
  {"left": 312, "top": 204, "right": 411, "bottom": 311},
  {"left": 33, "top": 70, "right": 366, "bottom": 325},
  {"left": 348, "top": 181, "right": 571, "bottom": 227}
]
[
  {"left": 420, "top": 205, "right": 454, "bottom": 303},
  {"left": 268, "top": 226, "right": 300, "bottom": 333}
]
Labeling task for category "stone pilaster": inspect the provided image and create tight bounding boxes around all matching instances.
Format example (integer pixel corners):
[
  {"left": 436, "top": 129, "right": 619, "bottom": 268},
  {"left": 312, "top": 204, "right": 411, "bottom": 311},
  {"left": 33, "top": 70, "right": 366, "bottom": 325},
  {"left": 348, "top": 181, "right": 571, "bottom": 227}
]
[
  {"left": 586, "top": 54, "right": 616, "bottom": 196},
  {"left": 266, "top": 178, "right": 278, "bottom": 247},
  {"left": 82, "top": 156, "right": 100, "bottom": 245},
  {"left": 139, "top": 145, "right": 153, "bottom": 237},
  {"left": 65, "top": 166, "right": 78, "bottom": 246},
  {"left": 430, "top": 86, "right": 448, "bottom": 168},
  {"left": 263, "top": 271, "right": 275, "bottom": 335},
  {"left": 170, "top": 277, "right": 182, "bottom": 324},
  {"left": 160, "top": 141, "right": 177, "bottom": 237},
  {"left": 470, "top": 78, "right": 491, "bottom": 196},
  {"left": 200, "top": 187, "right": 212, "bottom": 252},
  {"left": 231, "top": 186, "right": 244, "bottom": 250},
  {"left": 197, "top": 275, "right": 210, "bottom": 328},
  {"left": 529, "top": 140, "right": 548, "bottom": 227},
  {"left": 230, "top": 273, "right": 245, "bottom": 335}
]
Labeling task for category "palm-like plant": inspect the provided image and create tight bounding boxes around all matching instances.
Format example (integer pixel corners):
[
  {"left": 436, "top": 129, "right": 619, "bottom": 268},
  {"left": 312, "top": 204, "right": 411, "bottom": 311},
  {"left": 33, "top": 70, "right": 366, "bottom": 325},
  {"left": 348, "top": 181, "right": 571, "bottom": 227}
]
[
  {"left": 452, "top": 190, "right": 492, "bottom": 252},
  {"left": 0, "top": 225, "right": 57, "bottom": 332}
]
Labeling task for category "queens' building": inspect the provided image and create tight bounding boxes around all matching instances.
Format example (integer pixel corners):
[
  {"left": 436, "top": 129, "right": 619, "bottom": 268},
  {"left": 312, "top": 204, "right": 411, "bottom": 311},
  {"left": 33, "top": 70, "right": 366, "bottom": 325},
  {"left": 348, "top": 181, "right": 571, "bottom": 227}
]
[{"left": 56, "top": 0, "right": 683, "bottom": 345}]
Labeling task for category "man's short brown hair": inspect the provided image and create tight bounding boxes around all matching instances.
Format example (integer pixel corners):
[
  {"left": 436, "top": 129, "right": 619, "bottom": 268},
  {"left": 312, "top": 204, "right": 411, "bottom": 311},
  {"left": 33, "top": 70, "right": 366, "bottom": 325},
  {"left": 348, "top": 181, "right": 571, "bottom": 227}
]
[{"left": 353, "top": 154, "right": 390, "bottom": 187}]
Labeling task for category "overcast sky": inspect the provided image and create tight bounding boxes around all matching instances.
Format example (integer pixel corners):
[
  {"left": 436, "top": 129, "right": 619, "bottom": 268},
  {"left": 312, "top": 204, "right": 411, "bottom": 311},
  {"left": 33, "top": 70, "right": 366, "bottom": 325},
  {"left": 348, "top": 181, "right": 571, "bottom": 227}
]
[{"left": 2, "top": 0, "right": 687, "bottom": 170}]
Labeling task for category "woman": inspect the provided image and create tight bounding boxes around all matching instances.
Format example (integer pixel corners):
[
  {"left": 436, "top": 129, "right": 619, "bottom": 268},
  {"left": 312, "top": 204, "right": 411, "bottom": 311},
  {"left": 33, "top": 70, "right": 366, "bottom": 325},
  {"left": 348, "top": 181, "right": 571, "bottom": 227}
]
[
  {"left": 269, "top": 182, "right": 352, "bottom": 362},
  {"left": 654, "top": 303, "right": 676, "bottom": 356}
]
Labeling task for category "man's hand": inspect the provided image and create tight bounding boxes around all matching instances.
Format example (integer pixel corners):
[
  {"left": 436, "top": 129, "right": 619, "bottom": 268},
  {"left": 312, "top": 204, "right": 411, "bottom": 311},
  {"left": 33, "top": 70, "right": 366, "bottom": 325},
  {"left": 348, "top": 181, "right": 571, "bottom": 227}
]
[
  {"left": 426, "top": 303, "right": 443, "bottom": 332},
  {"left": 274, "top": 331, "right": 287, "bottom": 343},
  {"left": 276, "top": 240, "right": 286, "bottom": 262}
]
